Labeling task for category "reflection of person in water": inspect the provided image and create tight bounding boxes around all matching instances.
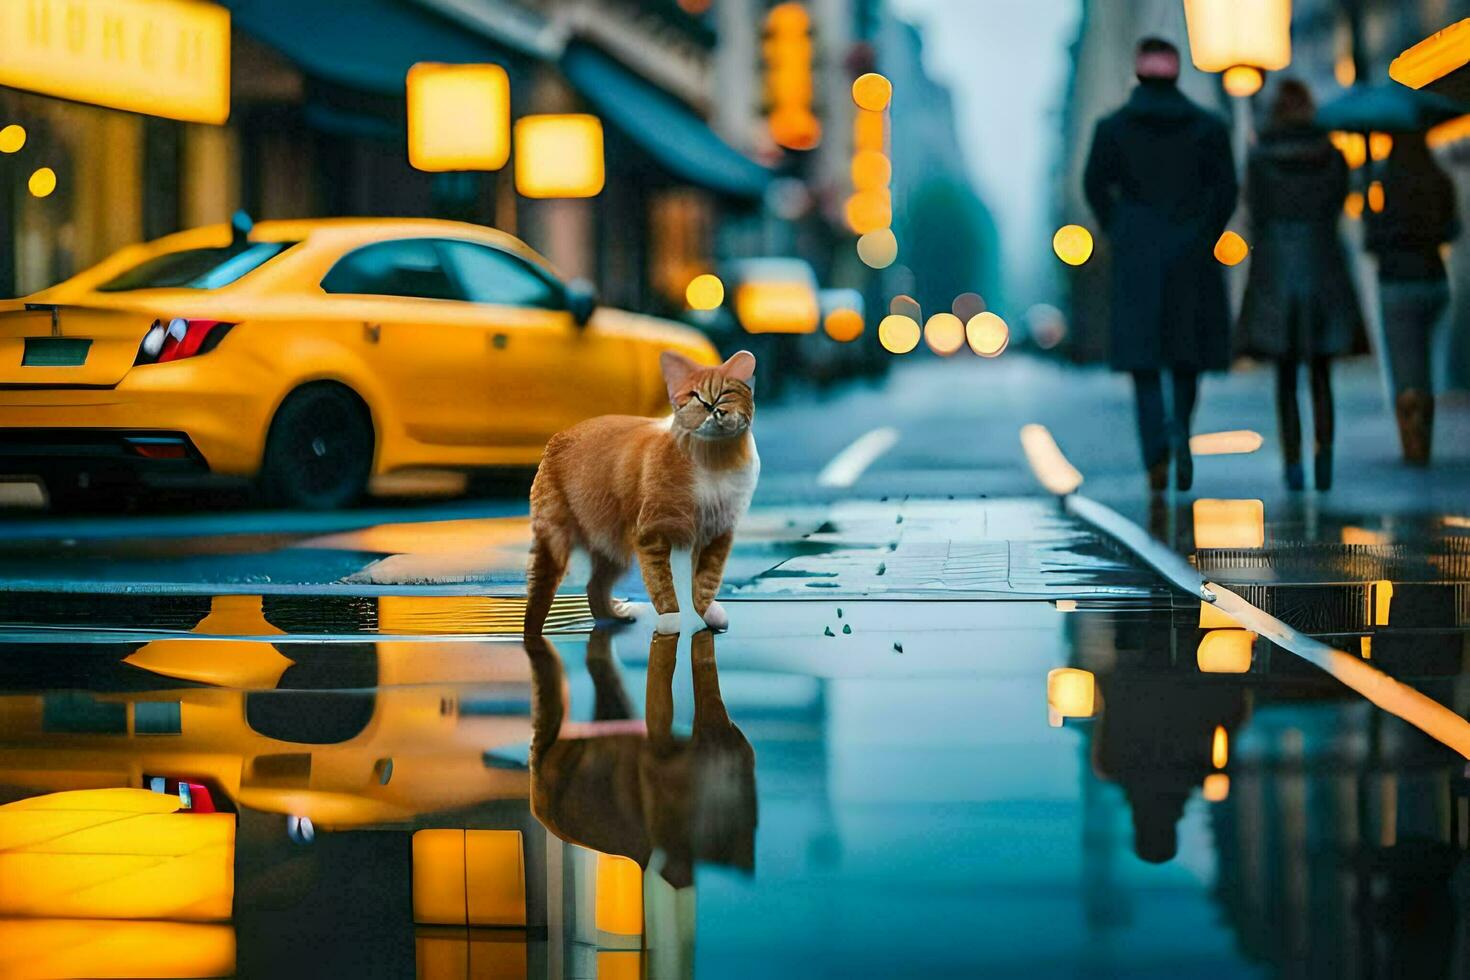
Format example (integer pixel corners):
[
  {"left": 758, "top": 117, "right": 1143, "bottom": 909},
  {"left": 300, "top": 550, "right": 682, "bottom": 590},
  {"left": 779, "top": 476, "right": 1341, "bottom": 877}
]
[{"left": 524, "top": 628, "right": 756, "bottom": 888}]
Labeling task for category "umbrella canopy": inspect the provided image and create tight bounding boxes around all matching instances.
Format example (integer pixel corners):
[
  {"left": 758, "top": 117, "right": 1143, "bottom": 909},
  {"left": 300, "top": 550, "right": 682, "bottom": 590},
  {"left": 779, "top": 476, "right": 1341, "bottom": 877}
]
[{"left": 1316, "top": 83, "right": 1468, "bottom": 133}]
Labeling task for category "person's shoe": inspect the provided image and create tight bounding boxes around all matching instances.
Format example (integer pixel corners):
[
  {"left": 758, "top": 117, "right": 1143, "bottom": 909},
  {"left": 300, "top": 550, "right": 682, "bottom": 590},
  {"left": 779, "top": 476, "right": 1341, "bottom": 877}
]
[
  {"left": 1147, "top": 460, "right": 1169, "bottom": 493},
  {"left": 1395, "top": 390, "right": 1434, "bottom": 467},
  {"left": 1314, "top": 449, "right": 1332, "bottom": 491},
  {"left": 1284, "top": 461, "right": 1305, "bottom": 491},
  {"left": 1173, "top": 437, "right": 1193, "bottom": 492}
]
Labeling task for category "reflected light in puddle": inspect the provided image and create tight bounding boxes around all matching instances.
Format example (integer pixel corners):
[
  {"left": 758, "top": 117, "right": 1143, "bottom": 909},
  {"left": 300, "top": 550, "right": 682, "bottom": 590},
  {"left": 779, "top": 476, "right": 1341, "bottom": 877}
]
[
  {"left": 1202, "top": 773, "right": 1230, "bottom": 802},
  {"left": 1342, "top": 525, "right": 1389, "bottom": 546},
  {"left": 1046, "top": 667, "right": 1096, "bottom": 726},
  {"left": 1189, "top": 430, "right": 1263, "bottom": 455},
  {"left": 1197, "top": 629, "right": 1254, "bottom": 673},
  {"left": 1211, "top": 725, "right": 1229, "bottom": 768},
  {"left": 369, "top": 470, "right": 468, "bottom": 498},
  {"left": 1193, "top": 499, "right": 1265, "bottom": 549},
  {"left": 1020, "top": 424, "right": 1083, "bottom": 496},
  {"left": 0, "top": 920, "right": 235, "bottom": 979}
]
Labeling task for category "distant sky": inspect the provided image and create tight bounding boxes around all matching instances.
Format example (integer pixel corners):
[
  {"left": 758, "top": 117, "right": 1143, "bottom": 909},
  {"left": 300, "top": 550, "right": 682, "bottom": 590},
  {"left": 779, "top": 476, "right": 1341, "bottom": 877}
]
[{"left": 889, "top": 0, "right": 1081, "bottom": 309}]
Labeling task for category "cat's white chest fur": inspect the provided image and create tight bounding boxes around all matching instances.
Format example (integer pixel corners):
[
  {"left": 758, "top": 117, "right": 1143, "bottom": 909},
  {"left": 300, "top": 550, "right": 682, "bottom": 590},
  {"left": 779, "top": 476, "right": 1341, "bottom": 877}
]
[{"left": 694, "top": 440, "right": 759, "bottom": 541}]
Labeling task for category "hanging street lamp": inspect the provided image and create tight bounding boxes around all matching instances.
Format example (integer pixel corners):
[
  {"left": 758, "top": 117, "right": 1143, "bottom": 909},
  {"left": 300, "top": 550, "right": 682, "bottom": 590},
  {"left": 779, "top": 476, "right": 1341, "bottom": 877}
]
[{"left": 1183, "top": 0, "right": 1292, "bottom": 98}]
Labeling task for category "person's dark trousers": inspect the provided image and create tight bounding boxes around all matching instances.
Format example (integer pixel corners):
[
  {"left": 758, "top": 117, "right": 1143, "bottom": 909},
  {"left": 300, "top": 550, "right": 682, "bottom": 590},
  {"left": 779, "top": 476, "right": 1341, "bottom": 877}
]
[
  {"left": 1275, "top": 358, "right": 1335, "bottom": 490},
  {"left": 1131, "top": 369, "right": 1199, "bottom": 480}
]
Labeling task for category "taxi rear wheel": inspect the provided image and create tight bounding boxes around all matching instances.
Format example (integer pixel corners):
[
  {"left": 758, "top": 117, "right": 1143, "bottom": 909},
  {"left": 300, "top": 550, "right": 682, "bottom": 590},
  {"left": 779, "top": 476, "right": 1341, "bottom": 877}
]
[{"left": 260, "top": 384, "right": 373, "bottom": 510}]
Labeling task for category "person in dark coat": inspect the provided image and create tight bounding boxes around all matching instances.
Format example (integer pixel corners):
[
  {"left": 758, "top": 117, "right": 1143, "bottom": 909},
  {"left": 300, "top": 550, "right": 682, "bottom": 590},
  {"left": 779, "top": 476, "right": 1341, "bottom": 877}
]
[
  {"left": 1364, "top": 132, "right": 1459, "bottom": 465},
  {"left": 1236, "top": 80, "right": 1366, "bottom": 491},
  {"left": 1084, "top": 37, "right": 1238, "bottom": 492}
]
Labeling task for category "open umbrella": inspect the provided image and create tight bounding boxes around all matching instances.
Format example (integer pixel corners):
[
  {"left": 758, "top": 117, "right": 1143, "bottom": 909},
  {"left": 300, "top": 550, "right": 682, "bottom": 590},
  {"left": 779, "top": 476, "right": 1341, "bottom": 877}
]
[{"left": 1316, "top": 82, "right": 1467, "bottom": 132}]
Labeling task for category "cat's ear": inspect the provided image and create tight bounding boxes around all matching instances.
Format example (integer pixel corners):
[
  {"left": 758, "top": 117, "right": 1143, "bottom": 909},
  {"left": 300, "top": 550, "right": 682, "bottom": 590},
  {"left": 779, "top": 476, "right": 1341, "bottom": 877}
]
[
  {"left": 660, "top": 350, "right": 702, "bottom": 401},
  {"left": 721, "top": 350, "right": 756, "bottom": 385}
]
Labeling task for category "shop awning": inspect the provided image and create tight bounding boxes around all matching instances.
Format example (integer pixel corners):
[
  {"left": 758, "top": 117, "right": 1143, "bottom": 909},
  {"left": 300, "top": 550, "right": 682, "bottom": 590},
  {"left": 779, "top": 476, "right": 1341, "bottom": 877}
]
[
  {"left": 226, "top": 0, "right": 525, "bottom": 96},
  {"left": 559, "top": 42, "right": 774, "bottom": 201}
]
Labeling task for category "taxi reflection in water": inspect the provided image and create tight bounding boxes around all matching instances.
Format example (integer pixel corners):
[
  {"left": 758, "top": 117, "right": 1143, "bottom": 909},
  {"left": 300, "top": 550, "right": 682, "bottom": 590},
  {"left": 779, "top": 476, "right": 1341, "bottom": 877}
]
[{"left": 0, "top": 217, "right": 718, "bottom": 509}]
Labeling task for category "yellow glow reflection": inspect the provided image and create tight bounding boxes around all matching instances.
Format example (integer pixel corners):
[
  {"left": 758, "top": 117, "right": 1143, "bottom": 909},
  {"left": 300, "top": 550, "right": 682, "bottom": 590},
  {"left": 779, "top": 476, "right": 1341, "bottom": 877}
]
[
  {"left": 1202, "top": 773, "right": 1230, "bottom": 802},
  {"left": 1190, "top": 429, "right": 1263, "bottom": 455},
  {"left": 1193, "top": 498, "right": 1265, "bottom": 549},
  {"left": 735, "top": 282, "right": 820, "bottom": 334},
  {"left": 1369, "top": 131, "right": 1394, "bottom": 161},
  {"left": 1197, "top": 629, "right": 1254, "bottom": 673},
  {"left": 1052, "top": 224, "right": 1094, "bottom": 266},
  {"left": 851, "top": 150, "right": 891, "bottom": 191},
  {"left": 1345, "top": 191, "right": 1365, "bottom": 219},
  {"left": 1429, "top": 113, "right": 1470, "bottom": 149},
  {"left": 1223, "top": 65, "right": 1264, "bottom": 97},
  {"left": 0, "top": 124, "right": 24, "bottom": 154},
  {"left": 513, "top": 114, "right": 605, "bottom": 199},
  {"left": 1200, "top": 601, "right": 1240, "bottom": 628},
  {"left": 412, "top": 829, "right": 527, "bottom": 927},
  {"left": 1020, "top": 424, "right": 1084, "bottom": 496},
  {"left": 1368, "top": 180, "right": 1386, "bottom": 213},
  {"left": 853, "top": 108, "right": 885, "bottom": 153},
  {"left": 923, "top": 313, "right": 965, "bottom": 356},
  {"left": 769, "top": 106, "right": 822, "bottom": 151},
  {"left": 1373, "top": 579, "right": 1394, "bottom": 626},
  {"left": 1211, "top": 725, "right": 1228, "bottom": 769},
  {"left": 685, "top": 273, "right": 725, "bottom": 310},
  {"left": 1390, "top": 16, "right": 1470, "bottom": 90},
  {"left": 845, "top": 189, "right": 892, "bottom": 234},
  {"left": 1047, "top": 667, "right": 1096, "bottom": 722},
  {"left": 824, "top": 308, "right": 864, "bottom": 342},
  {"left": 856, "top": 228, "right": 898, "bottom": 269},
  {"left": 1183, "top": 0, "right": 1292, "bottom": 73},
  {"left": 1335, "top": 53, "right": 1357, "bottom": 87},
  {"left": 27, "top": 167, "right": 56, "bottom": 198},
  {"left": 595, "top": 853, "right": 644, "bottom": 936},
  {"left": 878, "top": 314, "right": 920, "bottom": 354},
  {"left": 1214, "top": 230, "right": 1249, "bottom": 266},
  {"left": 852, "top": 72, "right": 893, "bottom": 112},
  {"left": 965, "top": 312, "right": 1009, "bottom": 357},
  {"left": 1331, "top": 131, "right": 1367, "bottom": 169},
  {"left": 0, "top": 919, "right": 235, "bottom": 979},
  {"left": 406, "top": 63, "right": 511, "bottom": 172}
]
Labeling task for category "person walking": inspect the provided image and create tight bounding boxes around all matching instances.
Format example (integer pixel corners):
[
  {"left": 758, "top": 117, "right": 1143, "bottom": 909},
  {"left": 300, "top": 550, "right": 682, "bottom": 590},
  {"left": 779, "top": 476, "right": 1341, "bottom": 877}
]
[
  {"left": 1084, "top": 37, "right": 1238, "bottom": 492},
  {"left": 1236, "top": 80, "right": 1366, "bottom": 491},
  {"left": 1365, "top": 131, "right": 1459, "bottom": 465}
]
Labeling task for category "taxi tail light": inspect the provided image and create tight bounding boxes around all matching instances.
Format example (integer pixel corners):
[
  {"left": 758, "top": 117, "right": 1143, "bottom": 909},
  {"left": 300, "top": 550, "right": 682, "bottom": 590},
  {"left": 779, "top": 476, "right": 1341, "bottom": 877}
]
[
  {"left": 135, "top": 319, "right": 234, "bottom": 365},
  {"left": 145, "top": 774, "right": 220, "bottom": 813}
]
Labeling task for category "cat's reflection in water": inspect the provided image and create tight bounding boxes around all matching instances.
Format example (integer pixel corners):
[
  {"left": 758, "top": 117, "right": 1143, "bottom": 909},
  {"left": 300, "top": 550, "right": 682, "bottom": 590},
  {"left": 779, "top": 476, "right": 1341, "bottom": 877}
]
[{"left": 524, "top": 628, "right": 756, "bottom": 888}]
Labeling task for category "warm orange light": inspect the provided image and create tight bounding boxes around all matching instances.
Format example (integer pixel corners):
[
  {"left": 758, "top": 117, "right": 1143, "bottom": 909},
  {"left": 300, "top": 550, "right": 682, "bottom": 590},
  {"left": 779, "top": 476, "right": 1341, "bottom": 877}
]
[
  {"left": 686, "top": 273, "right": 725, "bottom": 310},
  {"left": 1331, "top": 130, "right": 1367, "bottom": 169},
  {"left": 965, "top": 312, "right": 1009, "bottom": 357},
  {"left": 1052, "top": 224, "right": 1094, "bottom": 266},
  {"left": 845, "top": 189, "right": 892, "bottom": 234},
  {"left": 0, "top": 920, "right": 236, "bottom": 980},
  {"left": 1223, "top": 65, "right": 1264, "bottom": 97},
  {"left": 851, "top": 150, "right": 892, "bottom": 191},
  {"left": 27, "top": 167, "right": 56, "bottom": 198},
  {"left": 923, "top": 313, "right": 965, "bottom": 356},
  {"left": 595, "top": 853, "right": 644, "bottom": 936},
  {"left": 1199, "top": 601, "right": 1240, "bottom": 629},
  {"left": 407, "top": 63, "right": 511, "bottom": 172},
  {"left": 1335, "top": 53, "right": 1357, "bottom": 87},
  {"left": 769, "top": 106, "right": 822, "bottom": 151},
  {"left": 852, "top": 72, "right": 893, "bottom": 112},
  {"left": 1021, "top": 424, "right": 1084, "bottom": 496},
  {"left": 824, "top": 308, "right": 865, "bottom": 342},
  {"left": 1390, "top": 17, "right": 1470, "bottom": 90},
  {"left": 1428, "top": 113, "right": 1470, "bottom": 149},
  {"left": 1368, "top": 180, "right": 1386, "bottom": 213},
  {"left": 856, "top": 228, "right": 898, "bottom": 269},
  {"left": 1345, "top": 191, "right": 1365, "bottom": 219},
  {"left": 1373, "top": 579, "right": 1394, "bottom": 626},
  {"left": 1203, "top": 773, "right": 1231, "bottom": 802},
  {"left": 766, "top": 3, "right": 819, "bottom": 151},
  {"left": 1190, "top": 429, "right": 1264, "bottom": 455},
  {"left": 412, "top": 829, "right": 527, "bottom": 927},
  {"left": 514, "top": 114, "right": 605, "bottom": 198},
  {"left": 853, "top": 108, "right": 885, "bottom": 152},
  {"left": 1214, "top": 230, "right": 1249, "bottom": 266},
  {"left": 1047, "top": 667, "right": 1096, "bottom": 722},
  {"left": 1369, "top": 131, "right": 1394, "bottom": 161},
  {"left": 0, "top": 124, "right": 24, "bottom": 154},
  {"left": 1197, "top": 629, "right": 1255, "bottom": 673},
  {"left": 1211, "top": 725, "right": 1229, "bottom": 768},
  {"left": 878, "top": 314, "right": 920, "bottom": 354},
  {"left": 765, "top": 1, "right": 810, "bottom": 33},
  {"left": 1183, "top": 0, "right": 1292, "bottom": 73},
  {"left": 1194, "top": 498, "right": 1265, "bottom": 549},
  {"left": 735, "top": 282, "right": 820, "bottom": 334}
]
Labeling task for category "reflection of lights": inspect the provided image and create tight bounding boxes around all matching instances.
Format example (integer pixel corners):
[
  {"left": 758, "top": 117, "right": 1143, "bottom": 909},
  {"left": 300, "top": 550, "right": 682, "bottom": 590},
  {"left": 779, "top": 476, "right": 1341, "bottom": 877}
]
[
  {"left": 878, "top": 314, "right": 920, "bottom": 354},
  {"left": 923, "top": 313, "right": 965, "bottom": 355},
  {"left": 1182, "top": 0, "right": 1292, "bottom": 74},
  {"left": 952, "top": 292, "right": 986, "bottom": 321},
  {"left": 1369, "top": 131, "right": 1393, "bottom": 161},
  {"left": 1020, "top": 423, "right": 1084, "bottom": 496},
  {"left": 851, "top": 72, "right": 894, "bottom": 112},
  {"left": 0, "top": 920, "right": 236, "bottom": 979},
  {"left": 1197, "top": 629, "right": 1254, "bottom": 673},
  {"left": 1203, "top": 773, "right": 1230, "bottom": 802},
  {"left": 1342, "top": 525, "right": 1389, "bottom": 546},
  {"left": 685, "top": 273, "right": 725, "bottom": 310},
  {"left": 1211, "top": 725, "right": 1228, "bottom": 768},
  {"left": 965, "top": 311, "right": 1009, "bottom": 357},
  {"left": 769, "top": 106, "right": 822, "bottom": 151},
  {"left": 1368, "top": 180, "right": 1385, "bottom": 213},
  {"left": 27, "top": 167, "right": 56, "bottom": 198},
  {"left": 845, "top": 189, "right": 892, "bottom": 234},
  {"left": 1047, "top": 667, "right": 1096, "bottom": 725},
  {"left": 853, "top": 108, "right": 885, "bottom": 152},
  {"left": 1193, "top": 498, "right": 1265, "bottom": 549},
  {"left": 1345, "top": 191, "right": 1365, "bottom": 219},
  {"left": 824, "top": 308, "right": 864, "bottom": 342},
  {"left": 735, "top": 282, "right": 820, "bottom": 334},
  {"left": 1372, "top": 579, "right": 1394, "bottom": 626},
  {"left": 1429, "top": 114, "right": 1470, "bottom": 149},
  {"left": 288, "top": 814, "right": 315, "bottom": 845},
  {"left": 595, "top": 853, "right": 645, "bottom": 936},
  {"left": 513, "top": 115, "right": 604, "bottom": 198},
  {"left": 889, "top": 294, "right": 921, "bottom": 320},
  {"left": 0, "top": 124, "right": 24, "bottom": 153},
  {"left": 851, "top": 150, "right": 892, "bottom": 190},
  {"left": 1190, "top": 429, "right": 1263, "bottom": 455},
  {"left": 1223, "top": 65, "right": 1264, "bottom": 97},
  {"left": 857, "top": 228, "right": 898, "bottom": 269},
  {"left": 1214, "top": 230, "right": 1249, "bottom": 266},
  {"left": 1052, "top": 224, "right": 1094, "bottom": 266},
  {"left": 1331, "top": 131, "right": 1367, "bottom": 169},
  {"left": 1335, "top": 53, "right": 1356, "bottom": 87},
  {"left": 406, "top": 63, "right": 511, "bottom": 172},
  {"left": 766, "top": 3, "right": 820, "bottom": 150}
]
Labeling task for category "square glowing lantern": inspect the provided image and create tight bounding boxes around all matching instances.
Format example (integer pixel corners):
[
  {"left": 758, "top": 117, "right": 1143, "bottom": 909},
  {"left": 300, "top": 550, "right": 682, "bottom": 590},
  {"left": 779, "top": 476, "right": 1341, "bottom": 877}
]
[
  {"left": 1183, "top": 0, "right": 1292, "bottom": 73},
  {"left": 1193, "top": 499, "right": 1265, "bottom": 549},
  {"left": 1046, "top": 667, "right": 1096, "bottom": 726},
  {"left": 407, "top": 63, "right": 511, "bottom": 172},
  {"left": 1196, "top": 629, "right": 1255, "bottom": 673},
  {"left": 514, "top": 114, "right": 605, "bottom": 199}
]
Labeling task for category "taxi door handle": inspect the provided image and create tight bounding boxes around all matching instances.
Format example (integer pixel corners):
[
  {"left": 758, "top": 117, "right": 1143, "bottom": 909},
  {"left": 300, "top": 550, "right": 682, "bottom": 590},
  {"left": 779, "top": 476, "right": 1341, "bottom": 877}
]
[{"left": 489, "top": 332, "right": 509, "bottom": 350}]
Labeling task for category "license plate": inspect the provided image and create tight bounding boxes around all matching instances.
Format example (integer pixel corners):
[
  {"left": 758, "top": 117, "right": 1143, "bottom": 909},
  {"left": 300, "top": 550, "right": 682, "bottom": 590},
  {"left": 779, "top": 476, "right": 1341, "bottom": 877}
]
[{"left": 22, "top": 338, "right": 91, "bottom": 367}]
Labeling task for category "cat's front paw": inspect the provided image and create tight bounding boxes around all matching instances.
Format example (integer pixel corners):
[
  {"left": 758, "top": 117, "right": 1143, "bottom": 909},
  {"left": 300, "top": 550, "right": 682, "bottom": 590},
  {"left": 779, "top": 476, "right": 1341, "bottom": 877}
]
[
  {"left": 700, "top": 600, "right": 729, "bottom": 632},
  {"left": 654, "top": 612, "right": 682, "bottom": 635}
]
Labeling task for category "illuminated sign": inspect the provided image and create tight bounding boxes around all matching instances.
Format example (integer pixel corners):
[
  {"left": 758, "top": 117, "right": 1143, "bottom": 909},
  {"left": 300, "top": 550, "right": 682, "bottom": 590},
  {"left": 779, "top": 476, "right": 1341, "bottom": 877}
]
[{"left": 0, "top": 0, "right": 231, "bottom": 124}]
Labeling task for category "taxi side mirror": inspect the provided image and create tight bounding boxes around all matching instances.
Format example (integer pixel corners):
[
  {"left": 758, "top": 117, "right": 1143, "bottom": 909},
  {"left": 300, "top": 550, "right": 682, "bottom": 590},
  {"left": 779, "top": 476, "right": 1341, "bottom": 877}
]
[{"left": 566, "top": 279, "right": 598, "bottom": 328}]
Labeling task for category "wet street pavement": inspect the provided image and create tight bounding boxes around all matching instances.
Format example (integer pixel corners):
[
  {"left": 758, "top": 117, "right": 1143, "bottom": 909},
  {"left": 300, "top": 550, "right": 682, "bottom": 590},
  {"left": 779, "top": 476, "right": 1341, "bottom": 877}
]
[{"left": 1, "top": 356, "right": 1469, "bottom": 978}]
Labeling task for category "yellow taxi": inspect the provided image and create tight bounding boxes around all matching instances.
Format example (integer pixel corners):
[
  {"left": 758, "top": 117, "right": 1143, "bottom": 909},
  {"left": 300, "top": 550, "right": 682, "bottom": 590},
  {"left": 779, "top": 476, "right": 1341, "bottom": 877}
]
[{"left": 0, "top": 216, "right": 718, "bottom": 508}]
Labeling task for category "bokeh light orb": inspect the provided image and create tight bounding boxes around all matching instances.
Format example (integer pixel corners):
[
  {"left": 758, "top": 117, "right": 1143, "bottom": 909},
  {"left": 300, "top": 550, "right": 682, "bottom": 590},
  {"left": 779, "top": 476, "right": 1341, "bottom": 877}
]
[
  {"left": 850, "top": 150, "right": 891, "bottom": 191},
  {"left": 851, "top": 72, "right": 893, "bottom": 112},
  {"left": 966, "top": 311, "right": 1009, "bottom": 357},
  {"left": 952, "top": 292, "right": 986, "bottom": 322},
  {"left": 685, "top": 273, "right": 725, "bottom": 310},
  {"left": 1367, "top": 180, "right": 1385, "bottom": 213},
  {"left": 844, "top": 189, "right": 892, "bottom": 234},
  {"left": 923, "top": 312, "right": 965, "bottom": 356},
  {"left": 27, "top": 167, "right": 56, "bottom": 198},
  {"left": 769, "top": 106, "right": 822, "bottom": 151},
  {"left": 1369, "top": 131, "right": 1393, "bottom": 161},
  {"left": 856, "top": 228, "right": 898, "bottom": 269},
  {"left": 889, "top": 294, "right": 921, "bottom": 321},
  {"left": 1344, "top": 191, "right": 1365, "bottom": 219},
  {"left": 878, "top": 314, "right": 920, "bottom": 354},
  {"left": 1222, "top": 65, "right": 1263, "bottom": 97},
  {"left": 1052, "top": 224, "right": 1094, "bottom": 266},
  {"left": 824, "top": 308, "right": 864, "bottom": 342},
  {"left": 1213, "top": 230, "right": 1249, "bottom": 266},
  {"left": 765, "top": 1, "right": 809, "bottom": 33},
  {"left": 0, "top": 125, "right": 26, "bottom": 154}
]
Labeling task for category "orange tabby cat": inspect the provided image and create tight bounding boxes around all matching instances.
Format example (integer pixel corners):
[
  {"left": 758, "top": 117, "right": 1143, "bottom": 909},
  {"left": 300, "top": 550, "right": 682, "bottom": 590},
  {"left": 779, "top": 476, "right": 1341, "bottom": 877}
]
[{"left": 524, "top": 349, "right": 758, "bottom": 636}]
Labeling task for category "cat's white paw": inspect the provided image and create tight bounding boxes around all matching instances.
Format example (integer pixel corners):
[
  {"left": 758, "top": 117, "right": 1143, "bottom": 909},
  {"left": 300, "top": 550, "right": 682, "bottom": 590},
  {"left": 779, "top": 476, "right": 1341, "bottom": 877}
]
[
  {"left": 701, "top": 600, "right": 729, "bottom": 632},
  {"left": 654, "top": 612, "right": 682, "bottom": 635},
  {"left": 609, "top": 599, "right": 639, "bottom": 621}
]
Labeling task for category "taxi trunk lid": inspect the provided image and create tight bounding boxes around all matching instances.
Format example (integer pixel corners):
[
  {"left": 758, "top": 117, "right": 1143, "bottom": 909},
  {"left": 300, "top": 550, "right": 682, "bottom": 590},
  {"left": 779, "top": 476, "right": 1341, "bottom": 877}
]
[{"left": 0, "top": 304, "right": 153, "bottom": 387}]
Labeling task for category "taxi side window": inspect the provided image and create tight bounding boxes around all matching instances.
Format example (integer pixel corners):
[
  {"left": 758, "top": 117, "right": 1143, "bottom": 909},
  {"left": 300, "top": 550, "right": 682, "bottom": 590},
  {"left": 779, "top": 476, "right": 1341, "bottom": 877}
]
[
  {"left": 321, "top": 239, "right": 460, "bottom": 301},
  {"left": 438, "top": 240, "right": 565, "bottom": 310}
]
